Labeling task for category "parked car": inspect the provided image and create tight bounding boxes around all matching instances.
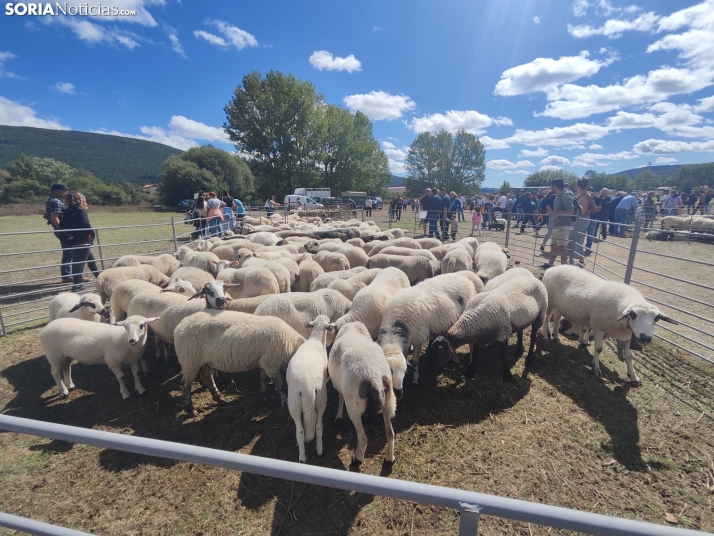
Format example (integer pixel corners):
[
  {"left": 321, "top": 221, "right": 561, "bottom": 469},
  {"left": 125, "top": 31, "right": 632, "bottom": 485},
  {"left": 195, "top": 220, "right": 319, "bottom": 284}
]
[
  {"left": 369, "top": 196, "right": 384, "bottom": 209},
  {"left": 315, "top": 197, "right": 343, "bottom": 206},
  {"left": 283, "top": 195, "right": 324, "bottom": 210},
  {"left": 177, "top": 199, "right": 194, "bottom": 212}
]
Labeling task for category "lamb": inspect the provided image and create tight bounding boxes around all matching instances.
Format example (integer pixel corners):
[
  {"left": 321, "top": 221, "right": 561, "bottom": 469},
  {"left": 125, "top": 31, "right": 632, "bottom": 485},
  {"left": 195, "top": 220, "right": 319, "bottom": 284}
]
[
  {"left": 423, "top": 275, "right": 548, "bottom": 382},
  {"left": 49, "top": 292, "right": 109, "bottom": 323},
  {"left": 377, "top": 273, "right": 485, "bottom": 386},
  {"left": 428, "top": 245, "right": 450, "bottom": 261},
  {"left": 333, "top": 267, "right": 410, "bottom": 339},
  {"left": 174, "top": 310, "right": 306, "bottom": 413},
  {"left": 233, "top": 249, "right": 296, "bottom": 291},
  {"left": 365, "top": 254, "right": 440, "bottom": 285},
  {"left": 346, "top": 238, "right": 365, "bottom": 248},
  {"left": 483, "top": 267, "right": 535, "bottom": 291},
  {"left": 298, "top": 259, "right": 325, "bottom": 292},
  {"left": 225, "top": 294, "right": 272, "bottom": 313},
  {"left": 327, "top": 269, "right": 381, "bottom": 300},
  {"left": 175, "top": 246, "right": 221, "bottom": 275},
  {"left": 95, "top": 265, "right": 170, "bottom": 305},
  {"left": 473, "top": 241, "right": 509, "bottom": 283},
  {"left": 286, "top": 315, "right": 333, "bottom": 463},
  {"left": 441, "top": 245, "right": 473, "bottom": 274},
  {"left": 314, "top": 250, "right": 350, "bottom": 272},
  {"left": 367, "top": 238, "right": 422, "bottom": 257},
  {"left": 303, "top": 240, "right": 369, "bottom": 269},
  {"left": 542, "top": 265, "right": 678, "bottom": 385},
  {"left": 328, "top": 321, "right": 397, "bottom": 465},
  {"left": 254, "top": 289, "right": 351, "bottom": 343},
  {"left": 112, "top": 253, "right": 180, "bottom": 276},
  {"left": 378, "top": 246, "right": 437, "bottom": 262},
  {"left": 168, "top": 267, "right": 215, "bottom": 293},
  {"left": 217, "top": 266, "right": 280, "bottom": 298},
  {"left": 414, "top": 237, "right": 443, "bottom": 250},
  {"left": 247, "top": 231, "right": 281, "bottom": 246},
  {"left": 40, "top": 315, "right": 159, "bottom": 399},
  {"left": 111, "top": 279, "right": 195, "bottom": 322},
  {"left": 210, "top": 241, "right": 261, "bottom": 261},
  {"left": 310, "top": 267, "right": 368, "bottom": 291}
]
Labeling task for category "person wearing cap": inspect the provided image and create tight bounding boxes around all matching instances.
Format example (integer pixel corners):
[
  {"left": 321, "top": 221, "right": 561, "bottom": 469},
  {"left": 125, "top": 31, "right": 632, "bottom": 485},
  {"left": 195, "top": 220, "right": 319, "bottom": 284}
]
[{"left": 45, "top": 182, "right": 74, "bottom": 283}]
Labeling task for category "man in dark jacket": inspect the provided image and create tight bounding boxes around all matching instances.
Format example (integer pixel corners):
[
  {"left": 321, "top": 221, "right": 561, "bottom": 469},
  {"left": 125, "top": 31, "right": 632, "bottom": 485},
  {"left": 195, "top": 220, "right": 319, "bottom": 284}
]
[
  {"left": 593, "top": 188, "right": 611, "bottom": 240},
  {"left": 437, "top": 187, "right": 450, "bottom": 238},
  {"left": 424, "top": 188, "right": 442, "bottom": 240},
  {"left": 608, "top": 191, "right": 623, "bottom": 235},
  {"left": 519, "top": 192, "right": 538, "bottom": 233},
  {"left": 45, "top": 183, "right": 73, "bottom": 283}
]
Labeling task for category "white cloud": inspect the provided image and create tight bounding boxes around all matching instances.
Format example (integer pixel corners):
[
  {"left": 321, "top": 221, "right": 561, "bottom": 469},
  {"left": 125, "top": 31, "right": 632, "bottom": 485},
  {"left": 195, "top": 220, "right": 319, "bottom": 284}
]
[
  {"left": 479, "top": 136, "right": 511, "bottom": 150},
  {"left": 194, "top": 20, "right": 258, "bottom": 50},
  {"left": 533, "top": 16, "right": 541, "bottom": 24},
  {"left": 571, "top": 150, "right": 638, "bottom": 167},
  {"left": 568, "top": 11, "right": 660, "bottom": 38},
  {"left": 540, "top": 165, "right": 563, "bottom": 171},
  {"left": 605, "top": 102, "right": 714, "bottom": 138},
  {"left": 508, "top": 123, "right": 609, "bottom": 147},
  {"left": 504, "top": 170, "right": 531, "bottom": 175},
  {"left": 165, "top": 25, "right": 186, "bottom": 58},
  {"left": 633, "top": 138, "right": 714, "bottom": 154},
  {"left": 0, "top": 51, "right": 21, "bottom": 79},
  {"left": 589, "top": 144, "right": 603, "bottom": 149},
  {"left": 343, "top": 91, "right": 415, "bottom": 121},
  {"left": 0, "top": 96, "right": 69, "bottom": 130},
  {"left": 486, "top": 159, "right": 535, "bottom": 170},
  {"left": 572, "top": 0, "right": 640, "bottom": 18},
  {"left": 374, "top": 26, "right": 382, "bottom": 31},
  {"left": 540, "top": 155, "right": 571, "bottom": 166},
  {"left": 695, "top": 94, "right": 714, "bottom": 112},
  {"left": 494, "top": 51, "right": 615, "bottom": 96},
  {"left": 409, "top": 109, "right": 512, "bottom": 134},
  {"left": 519, "top": 147, "right": 549, "bottom": 157},
  {"left": 309, "top": 50, "right": 361, "bottom": 72},
  {"left": 381, "top": 140, "right": 408, "bottom": 173},
  {"left": 55, "top": 18, "right": 141, "bottom": 49},
  {"left": 54, "top": 82, "right": 76, "bottom": 94},
  {"left": 655, "top": 156, "right": 677, "bottom": 163},
  {"left": 168, "top": 115, "right": 229, "bottom": 143}
]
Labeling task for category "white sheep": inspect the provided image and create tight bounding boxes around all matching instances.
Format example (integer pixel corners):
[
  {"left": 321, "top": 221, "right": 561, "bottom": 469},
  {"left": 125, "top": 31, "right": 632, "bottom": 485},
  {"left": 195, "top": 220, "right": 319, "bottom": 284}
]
[
  {"left": 168, "top": 267, "right": 215, "bottom": 293},
  {"left": 328, "top": 321, "right": 397, "bottom": 465},
  {"left": 217, "top": 266, "right": 280, "bottom": 298},
  {"left": 298, "top": 259, "right": 325, "bottom": 292},
  {"left": 333, "top": 267, "right": 410, "bottom": 339},
  {"left": 287, "top": 315, "right": 333, "bottom": 463},
  {"left": 314, "top": 250, "right": 350, "bottom": 272},
  {"left": 40, "top": 315, "right": 159, "bottom": 399},
  {"left": 95, "top": 265, "right": 170, "bottom": 305},
  {"left": 234, "top": 249, "right": 295, "bottom": 292},
  {"left": 326, "top": 269, "right": 381, "bottom": 300},
  {"left": 542, "top": 265, "right": 678, "bottom": 385},
  {"left": 253, "top": 289, "right": 351, "bottom": 344},
  {"left": 174, "top": 310, "right": 306, "bottom": 413},
  {"left": 225, "top": 294, "right": 272, "bottom": 313},
  {"left": 365, "top": 254, "right": 439, "bottom": 284},
  {"left": 423, "top": 274, "right": 547, "bottom": 382},
  {"left": 49, "top": 292, "right": 109, "bottom": 323},
  {"left": 474, "top": 241, "right": 509, "bottom": 283},
  {"left": 428, "top": 245, "right": 450, "bottom": 261},
  {"left": 483, "top": 267, "right": 535, "bottom": 291},
  {"left": 304, "top": 240, "right": 368, "bottom": 268},
  {"left": 113, "top": 253, "right": 180, "bottom": 276},
  {"left": 309, "top": 267, "right": 368, "bottom": 291},
  {"left": 441, "top": 245, "right": 473, "bottom": 274},
  {"left": 175, "top": 246, "right": 221, "bottom": 275},
  {"left": 367, "top": 238, "right": 422, "bottom": 257},
  {"left": 247, "top": 231, "right": 281, "bottom": 246},
  {"left": 414, "top": 238, "right": 443, "bottom": 250},
  {"left": 110, "top": 279, "right": 193, "bottom": 323},
  {"left": 378, "top": 273, "right": 485, "bottom": 386},
  {"left": 378, "top": 246, "right": 437, "bottom": 262}
]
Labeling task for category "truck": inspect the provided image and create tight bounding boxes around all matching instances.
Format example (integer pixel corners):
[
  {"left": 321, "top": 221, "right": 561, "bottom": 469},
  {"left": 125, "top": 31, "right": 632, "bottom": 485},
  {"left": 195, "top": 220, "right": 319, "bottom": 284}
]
[
  {"left": 294, "top": 188, "right": 331, "bottom": 199},
  {"left": 341, "top": 191, "right": 368, "bottom": 207}
]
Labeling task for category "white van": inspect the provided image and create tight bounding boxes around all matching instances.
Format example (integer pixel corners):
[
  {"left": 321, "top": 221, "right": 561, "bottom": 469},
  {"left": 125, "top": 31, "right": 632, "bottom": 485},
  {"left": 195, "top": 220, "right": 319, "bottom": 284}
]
[{"left": 283, "top": 195, "right": 324, "bottom": 210}]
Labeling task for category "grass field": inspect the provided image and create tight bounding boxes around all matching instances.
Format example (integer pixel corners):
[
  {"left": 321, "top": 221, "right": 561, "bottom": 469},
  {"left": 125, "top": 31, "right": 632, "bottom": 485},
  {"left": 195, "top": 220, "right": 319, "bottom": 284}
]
[{"left": 0, "top": 208, "right": 712, "bottom": 534}]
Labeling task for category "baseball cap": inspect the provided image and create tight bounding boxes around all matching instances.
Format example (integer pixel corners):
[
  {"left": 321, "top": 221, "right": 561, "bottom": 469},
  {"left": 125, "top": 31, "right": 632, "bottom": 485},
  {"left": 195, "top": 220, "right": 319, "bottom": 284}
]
[{"left": 51, "top": 183, "right": 68, "bottom": 191}]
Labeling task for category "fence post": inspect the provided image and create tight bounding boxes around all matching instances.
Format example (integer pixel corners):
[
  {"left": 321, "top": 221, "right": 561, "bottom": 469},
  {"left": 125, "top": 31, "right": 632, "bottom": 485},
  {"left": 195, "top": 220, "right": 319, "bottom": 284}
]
[
  {"left": 170, "top": 217, "right": 178, "bottom": 251},
  {"left": 0, "top": 307, "right": 6, "bottom": 337},
  {"left": 504, "top": 208, "right": 512, "bottom": 248},
  {"left": 458, "top": 506, "right": 481, "bottom": 535},
  {"left": 623, "top": 216, "right": 642, "bottom": 284},
  {"left": 94, "top": 229, "right": 106, "bottom": 271}
]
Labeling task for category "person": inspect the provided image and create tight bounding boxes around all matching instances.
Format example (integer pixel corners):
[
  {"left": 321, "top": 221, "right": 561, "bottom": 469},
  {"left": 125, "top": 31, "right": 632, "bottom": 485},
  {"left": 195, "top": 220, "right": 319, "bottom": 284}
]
[
  {"left": 471, "top": 207, "right": 483, "bottom": 237},
  {"left": 438, "top": 187, "right": 451, "bottom": 238},
  {"left": 295, "top": 198, "right": 303, "bottom": 212},
  {"left": 57, "top": 191, "right": 99, "bottom": 292},
  {"left": 423, "top": 188, "right": 441, "bottom": 240},
  {"left": 265, "top": 195, "right": 280, "bottom": 215},
  {"left": 458, "top": 194, "right": 466, "bottom": 221},
  {"left": 687, "top": 191, "right": 699, "bottom": 214},
  {"left": 540, "top": 179, "right": 575, "bottom": 269},
  {"left": 205, "top": 192, "right": 226, "bottom": 237},
  {"left": 234, "top": 196, "right": 246, "bottom": 226},
  {"left": 395, "top": 196, "right": 403, "bottom": 221},
  {"left": 642, "top": 191, "right": 656, "bottom": 228},
  {"left": 389, "top": 197, "right": 396, "bottom": 221},
  {"left": 365, "top": 196, "right": 372, "bottom": 217},
  {"left": 609, "top": 191, "right": 624, "bottom": 235},
  {"left": 447, "top": 213, "right": 459, "bottom": 241},
  {"left": 414, "top": 198, "right": 420, "bottom": 212},
  {"left": 659, "top": 189, "right": 670, "bottom": 213},
  {"left": 592, "top": 188, "right": 611, "bottom": 242},
  {"left": 614, "top": 191, "right": 639, "bottom": 236},
  {"left": 571, "top": 178, "right": 596, "bottom": 263},
  {"left": 221, "top": 190, "right": 236, "bottom": 233},
  {"left": 662, "top": 190, "right": 683, "bottom": 215},
  {"left": 194, "top": 192, "right": 207, "bottom": 237},
  {"left": 45, "top": 182, "right": 73, "bottom": 283},
  {"left": 539, "top": 188, "right": 556, "bottom": 251},
  {"left": 519, "top": 191, "right": 538, "bottom": 234},
  {"left": 515, "top": 190, "right": 526, "bottom": 225},
  {"left": 695, "top": 191, "right": 707, "bottom": 215},
  {"left": 448, "top": 191, "right": 462, "bottom": 222},
  {"left": 497, "top": 192, "right": 508, "bottom": 211}
]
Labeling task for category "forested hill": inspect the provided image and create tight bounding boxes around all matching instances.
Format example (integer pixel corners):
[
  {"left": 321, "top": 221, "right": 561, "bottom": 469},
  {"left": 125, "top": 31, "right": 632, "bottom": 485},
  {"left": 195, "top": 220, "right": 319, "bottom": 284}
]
[
  {"left": 614, "top": 164, "right": 682, "bottom": 180},
  {"left": 0, "top": 126, "right": 182, "bottom": 184}
]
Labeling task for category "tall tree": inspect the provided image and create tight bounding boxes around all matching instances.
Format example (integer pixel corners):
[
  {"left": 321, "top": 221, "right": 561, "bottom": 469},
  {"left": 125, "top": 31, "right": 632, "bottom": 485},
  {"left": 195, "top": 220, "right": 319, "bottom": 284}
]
[
  {"left": 634, "top": 170, "right": 660, "bottom": 191},
  {"left": 524, "top": 169, "right": 579, "bottom": 188},
  {"left": 667, "top": 163, "right": 714, "bottom": 192},
  {"left": 499, "top": 180, "right": 511, "bottom": 193}
]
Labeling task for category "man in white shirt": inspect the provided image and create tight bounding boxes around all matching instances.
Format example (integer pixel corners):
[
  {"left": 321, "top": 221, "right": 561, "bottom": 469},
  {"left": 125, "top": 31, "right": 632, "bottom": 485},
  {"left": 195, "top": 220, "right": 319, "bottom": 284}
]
[
  {"left": 498, "top": 193, "right": 508, "bottom": 210},
  {"left": 458, "top": 194, "right": 466, "bottom": 221}
]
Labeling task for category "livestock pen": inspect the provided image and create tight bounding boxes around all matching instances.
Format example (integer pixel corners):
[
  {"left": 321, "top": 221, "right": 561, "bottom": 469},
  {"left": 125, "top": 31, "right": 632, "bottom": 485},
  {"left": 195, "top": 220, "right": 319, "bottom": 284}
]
[{"left": 0, "top": 208, "right": 712, "bottom": 535}]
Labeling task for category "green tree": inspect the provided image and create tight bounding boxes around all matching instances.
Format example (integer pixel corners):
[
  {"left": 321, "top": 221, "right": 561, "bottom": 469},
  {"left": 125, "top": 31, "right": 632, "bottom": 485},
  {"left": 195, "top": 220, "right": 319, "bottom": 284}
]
[
  {"left": 634, "top": 170, "right": 660, "bottom": 191},
  {"left": 224, "top": 71, "right": 323, "bottom": 200},
  {"left": 499, "top": 180, "right": 511, "bottom": 194},
  {"left": 524, "top": 169, "right": 579, "bottom": 188},
  {"left": 7, "top": 154, "right": 72, "bottom": 186},
  {"left": 404, "top": 131, "right": 441, "bottom": 197},
  {"left": 667, "top": 163, "right": 714, "bottom": 192}
]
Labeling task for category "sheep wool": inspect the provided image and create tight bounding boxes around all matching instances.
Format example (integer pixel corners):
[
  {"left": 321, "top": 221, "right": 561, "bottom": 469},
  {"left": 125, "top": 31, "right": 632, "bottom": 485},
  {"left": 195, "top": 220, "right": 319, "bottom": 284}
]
[
  {"left": 474, "top": 241, "right": 508, "bottom": 284},
  {"left": 365, "top": 254, "right": 439, "bottom": 285},
  {"left": 298, "top": 259, "right": 325, "bottom": 292},
  {"left": 95, "top": 265, "right": 170, "bottom": 305},
  {"left": 326, "top": 268, "right": 381, "bottom": 300},
  {"left": 49, "top": 292, "right": 108, "bottom": 323}
]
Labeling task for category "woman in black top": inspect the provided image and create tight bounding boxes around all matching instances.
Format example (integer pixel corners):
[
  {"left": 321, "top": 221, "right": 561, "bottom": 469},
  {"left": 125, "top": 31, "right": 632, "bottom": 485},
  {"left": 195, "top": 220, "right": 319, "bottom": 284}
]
[
  {"left": 194, "top": 192, "right": 207, "bottom": 237},
  {"left": 57, "top": 191, "right": 99, "bottom": 291}
]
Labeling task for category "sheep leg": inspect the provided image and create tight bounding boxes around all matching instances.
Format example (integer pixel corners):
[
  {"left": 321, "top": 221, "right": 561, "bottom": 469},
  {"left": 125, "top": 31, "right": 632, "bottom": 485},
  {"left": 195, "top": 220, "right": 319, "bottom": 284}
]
[
  {"left": 383, "top": 411, "right": 396, "bottom": 464},
  {"left": 543, "top": 307, "right": 553, "bottom": 341},
  {"left": 623, "top": 346, "right": 641, "bottom": 386},
  {"left": 500, "top": 340, "right": 513, "bottom": 382},
  {"left": 139, "top": 358, "right": 149, "bottom": 374},
  {"left": 62, "top": 357, "right": 75, "bottom": 391},
  {"left": 288, "top": 392, "right": 307, "bottom": 463},
  {"left": 335, "top": 392, "right": 345, "bottom": 426},
  {"left": 515, "top": 330, "right": 524, "bottom": 356},
  {"left": 107, "top": 362, "right": 131, "bottom": 399},
  {"left": 316, "top": 387, "right": 327, "bottom": 457},
  {"left": 180, "top": 371, "right": 199, "bottom": 414},
  {"left": 464, "top": 345, "right": 479, "bottom": 379},
  {"left": 578, "top": 327, "right": 589, "bottom": 349},
  {"left": 130, "top": 361, "right": 146, "bottom": 395},
  {"left": 551, "top": 310, "right": 562, "bottom": 342},
  {"left": 526, "top": 319, "right": 543, "bottom": 366},
  {"left": 49, "top": 358, "right": 69, "bottom": 397},
  {"left": 200, "top": 366, "right": 225, "bottom": 403},
  {"left": 259, "top": 369, "right": 267, "bottom": 398},
  {"left": 350, "top": 411, "right": 368, "bottom": 465},
  {"left": 592, "top": 330, "right": 605, "bottom": 378}
]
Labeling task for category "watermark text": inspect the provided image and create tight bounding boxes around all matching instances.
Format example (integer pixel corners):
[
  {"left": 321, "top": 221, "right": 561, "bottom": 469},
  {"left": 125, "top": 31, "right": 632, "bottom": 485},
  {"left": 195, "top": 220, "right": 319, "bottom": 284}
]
[{"left": 5, "top": 3, "right": 137, "bottom": 16}]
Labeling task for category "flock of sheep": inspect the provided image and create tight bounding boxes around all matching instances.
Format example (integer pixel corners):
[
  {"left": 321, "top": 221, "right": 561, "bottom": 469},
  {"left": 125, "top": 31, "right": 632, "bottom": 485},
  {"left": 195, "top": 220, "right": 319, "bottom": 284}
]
[
  {"left": 40, "top": 213, "right": 678, "bottom": 465},
  {"left": 649, "top": 214, "right": 714, "bottom": 240}
]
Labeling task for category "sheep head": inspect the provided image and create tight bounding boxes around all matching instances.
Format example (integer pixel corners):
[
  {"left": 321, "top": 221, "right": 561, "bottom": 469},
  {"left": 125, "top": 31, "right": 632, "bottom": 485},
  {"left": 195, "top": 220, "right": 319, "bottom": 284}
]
[
  {"left": 617, "top": 304, "right": 679, "bottom": 346},
  {"left": 114, "top": 315, "right": 159, "bottom": 346}
]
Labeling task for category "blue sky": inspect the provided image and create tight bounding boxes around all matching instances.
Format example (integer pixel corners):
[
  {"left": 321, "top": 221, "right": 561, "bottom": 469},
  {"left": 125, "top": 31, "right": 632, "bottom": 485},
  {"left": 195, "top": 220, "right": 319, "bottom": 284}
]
[{"left": 1, "top": 0, "right": 714, "bottom": 187}]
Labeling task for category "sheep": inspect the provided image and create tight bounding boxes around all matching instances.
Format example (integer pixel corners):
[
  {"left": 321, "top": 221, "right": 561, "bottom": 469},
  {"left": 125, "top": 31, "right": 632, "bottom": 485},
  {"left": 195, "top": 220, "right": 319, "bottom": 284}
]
[
  {"left": 474, "top": 241, "right": 509, "bottom": 284},
  {"left": 95, "top": 265, "right": 170, "bottom": 305},
  {"left": 168, "top": 267, "right": 215, "bottom": 293},
  {"left": 175, "top": 310, "right": 306, "bottom": 413},
  {"left": 225, "top": 294, "right": 272, "bottom": 313},
  {"left": 110, "top": 279, "right": 195, "bottom": 322},
  {"left": 347, "top": 238, "right": 365, "bottom": 248},
  {"left": 457, "top": 237, "right": 480, "bottom": 258},
  {"left": 303, "top": 240, "right": 369, "bottom": 269},
  {"left": 365, "top": 254, "right": 440, "bottom": 285},
  {"left": 333, "top": 267, "right": 410, "bottom": 339},
  {"left": 112, "top": 253, "right": 180, "bottom": 276},
  {"left": 310, "top": 267, "right": 367, "bottom": 291},
  {"left": 40, "top": 315, "right": 159, "bottom": 399},
  {"left": 286, "top": 315, "right": 334, "bottom": 463},
  {"left": 126, "top": 287, "right": 191, "bottom": 358},
  {"left": 298, "top": 259, "right": 325, "bottom": 292},
  {"left": 441, "top": 245, "right": 473, "bottom": 274},
  {"left": 448, "top": 241, "right": 474, "bottom": 257},
  {"left": 49, "top": 292, "right": 109, "bottom": 323},
  {"left": 367, "top": 238, "right": 422, "bottom": 257},
  {"left": 483, "top": 267, "right": 535, "bottom": 291},
  {"left": 175, "top": 246, "right": 221, "bottom": 275},
  {"left": 428, "top": 245, "right": 450, "bottom": 261},
  {"left": 378, "top": 246, "right": 438, "bottom": 262},
  {"left": 247, "top": 231, "right": 281, "bottom": 246},
  {"left": 217, "top": 266, "right": 280, "bottom": 298},
  {"left": 326, "top": 269, "right": 381, "bottom": 300},
  {"left": 423, "top": 275, "right": 547, "bottom": 382},
  {"left": 314, "top": 250, "right": 350, "bottom": 272},
  {"left": 328, "top": 321, "right": 397, "bottom": 465},
  {"left": 377, "top": 273, "right": 485, "bottom": 386},
  {"left": 414, "top": 237, "right": 443, "bottom": 250},
  {"left": 233, "top": 249, "right": 296, "bottom": 292},
  {"left": 210, "top": 241, "right": 260, "bottom": 261},
  {"left": 542, "top": 265, "right": 678, "bottom": 385},
  {"left": 254, "top": 289, "right": 351, "bottom": 344}
]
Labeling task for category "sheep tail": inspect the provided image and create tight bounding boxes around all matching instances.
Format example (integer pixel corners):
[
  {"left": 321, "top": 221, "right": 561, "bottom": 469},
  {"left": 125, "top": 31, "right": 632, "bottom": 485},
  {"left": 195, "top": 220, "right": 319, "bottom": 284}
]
[
  {"left": 359, "top": 379, "right": 386, "bottom": 416},
  {"left": 301, "top": 389, "right": 318, "bottom": 443}
]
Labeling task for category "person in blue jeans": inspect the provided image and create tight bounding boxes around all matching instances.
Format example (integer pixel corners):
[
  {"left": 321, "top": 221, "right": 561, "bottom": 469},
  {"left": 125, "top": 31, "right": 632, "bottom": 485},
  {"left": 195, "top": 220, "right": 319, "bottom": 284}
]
[
  {"left": 46, "top": 183, "right": 73, "bottom": 283},
  {"left": 614, "top": 192, "right": 639, "bottom": 236},
  {"left": 424, "top": 188, "right": 442, "bottom": 240}
]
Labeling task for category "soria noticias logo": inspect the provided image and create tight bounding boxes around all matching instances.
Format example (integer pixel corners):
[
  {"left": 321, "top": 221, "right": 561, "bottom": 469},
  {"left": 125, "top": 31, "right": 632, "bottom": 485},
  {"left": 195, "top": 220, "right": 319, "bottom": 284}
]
[{"left": 5, "top": 3, "right": 137, "bottom": 16}]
